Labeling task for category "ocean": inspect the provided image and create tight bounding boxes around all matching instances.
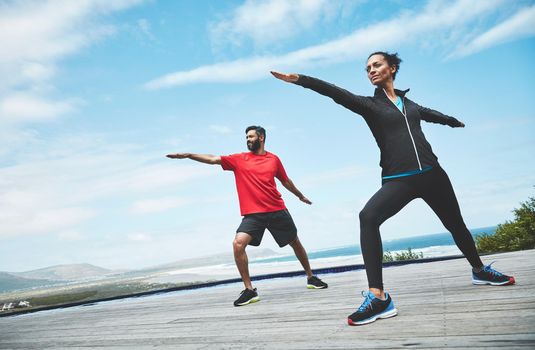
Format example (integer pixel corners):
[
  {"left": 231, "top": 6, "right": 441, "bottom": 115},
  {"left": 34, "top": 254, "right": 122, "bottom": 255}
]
[
  {"left": 251, "top": 226, "right": 497, "bottom": 264},
  {"left": 153, "top": 226, "right": 498, "bottom": 284}
]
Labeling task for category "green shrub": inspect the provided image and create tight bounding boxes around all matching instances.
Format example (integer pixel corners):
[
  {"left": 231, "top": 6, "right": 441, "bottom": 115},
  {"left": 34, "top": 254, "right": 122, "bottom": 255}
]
[
  {"left": 383, "top": 248, "right": 423, "bottom": 262},
  {"left": 476, "top": 196, "right": 535, "bottom": 253},
  {"left": 383, "top": 251, "right": 394, "bottom": 262}
]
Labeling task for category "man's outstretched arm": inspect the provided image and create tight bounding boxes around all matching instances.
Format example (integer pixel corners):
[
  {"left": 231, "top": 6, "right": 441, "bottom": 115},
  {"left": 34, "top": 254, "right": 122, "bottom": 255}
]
[
  {"left": 166, "top": 153, "right": 221, "bottom": 165},
  {"left": 281, "top": 179, "right": 312, "bottom": 205}
]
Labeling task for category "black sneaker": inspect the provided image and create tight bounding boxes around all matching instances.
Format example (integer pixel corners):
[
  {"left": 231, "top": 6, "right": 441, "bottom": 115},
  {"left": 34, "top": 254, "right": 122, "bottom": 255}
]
[
  {"left": 347, "top": 291, "right": 397, "bottom": 326},
  {"left": 472, "top": 262, "right": 515, "bottom": 286},
  {"left": 307, "top": 275, "right": 328, "bottom": 289},
  {"left": 233, "top": 288, "right": 260, "bottom": 307}
]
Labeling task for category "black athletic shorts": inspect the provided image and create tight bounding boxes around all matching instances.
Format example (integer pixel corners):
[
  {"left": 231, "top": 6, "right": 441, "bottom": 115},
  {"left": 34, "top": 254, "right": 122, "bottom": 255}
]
[{"left": 236, "top": 209, "right": 297, "bottom": 247}]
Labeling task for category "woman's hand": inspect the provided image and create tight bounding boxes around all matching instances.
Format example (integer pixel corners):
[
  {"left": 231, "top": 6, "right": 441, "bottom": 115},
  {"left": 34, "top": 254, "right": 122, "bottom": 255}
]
[{"left": 270, "top": 71, "right": 299, "bottom": 83}]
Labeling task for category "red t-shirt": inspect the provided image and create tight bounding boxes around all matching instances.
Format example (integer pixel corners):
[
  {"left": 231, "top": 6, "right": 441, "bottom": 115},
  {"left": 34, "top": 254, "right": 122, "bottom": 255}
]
[{"left": 220, "top": 151, "right": 289, "bottom": 215}]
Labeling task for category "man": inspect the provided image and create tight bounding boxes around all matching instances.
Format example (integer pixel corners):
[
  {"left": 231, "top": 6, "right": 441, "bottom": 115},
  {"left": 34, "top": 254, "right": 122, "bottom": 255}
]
[{"left": 166, "top": 125, "right": 328, "bottom": 307}]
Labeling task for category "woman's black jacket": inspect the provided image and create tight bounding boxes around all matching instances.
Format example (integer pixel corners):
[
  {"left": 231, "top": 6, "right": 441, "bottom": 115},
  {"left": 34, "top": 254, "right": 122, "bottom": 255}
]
[{"left": 294, "top": 75, "right": 463, "bottom": 178}]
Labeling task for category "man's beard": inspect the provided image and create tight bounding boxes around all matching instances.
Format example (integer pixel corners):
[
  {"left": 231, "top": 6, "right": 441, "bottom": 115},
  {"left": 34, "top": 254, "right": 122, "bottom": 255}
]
[{"left": 247, "top": 139, "right": 260, "bottom": 152}]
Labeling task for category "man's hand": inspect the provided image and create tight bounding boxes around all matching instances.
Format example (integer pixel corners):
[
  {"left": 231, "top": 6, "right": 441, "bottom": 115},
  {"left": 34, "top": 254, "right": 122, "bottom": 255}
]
[
  {"left": 281, "top": 179, "right": 312, "bottom": 205},
  {"left": 166, "top": 153, "right": 190, "bottom": 159},
  {"left": 271, "top": 71, "right": 299, "bottom": 83},
  {"left": 167, "top": 153, "right": 221, "bottom": 165},
  {"left": 299, "top": 196, "right": 312, "bottom": 205}
]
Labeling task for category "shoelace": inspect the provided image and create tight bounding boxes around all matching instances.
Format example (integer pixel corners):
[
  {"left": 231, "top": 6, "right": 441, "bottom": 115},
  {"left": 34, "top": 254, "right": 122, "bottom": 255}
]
[
  {"left": 483, "top": 262, "right": 504, "bottom": 277},
  {"left": 357, "top": 291, "right": 374, "bottom": 312}
]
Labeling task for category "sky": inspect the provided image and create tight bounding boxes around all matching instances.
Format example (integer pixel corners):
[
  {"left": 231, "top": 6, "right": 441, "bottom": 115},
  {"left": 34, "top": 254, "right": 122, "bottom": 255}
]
[{"left": 0, "top": 0, "right": 534, "bottom": 272}]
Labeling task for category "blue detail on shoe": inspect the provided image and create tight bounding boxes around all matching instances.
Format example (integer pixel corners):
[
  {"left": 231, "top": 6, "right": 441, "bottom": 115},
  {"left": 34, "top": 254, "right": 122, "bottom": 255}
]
[
  {"left": 357, "top": 291, "right": 374, "bottom": 312},
  {"left": 472, "top": 262, "right": 515, "bottom": 286},
  {"left": 348, "top": 291, "right": 398, "bottom": 326}
]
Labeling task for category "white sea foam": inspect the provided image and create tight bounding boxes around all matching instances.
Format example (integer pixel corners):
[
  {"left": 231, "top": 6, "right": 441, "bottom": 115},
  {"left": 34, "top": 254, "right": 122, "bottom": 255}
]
[{"left": 149, "top": 245, "right": 462, "bottom": 284}]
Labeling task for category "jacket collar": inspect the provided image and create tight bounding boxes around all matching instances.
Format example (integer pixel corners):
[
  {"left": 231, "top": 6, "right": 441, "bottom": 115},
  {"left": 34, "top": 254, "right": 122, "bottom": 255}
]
[{"left": 374, "top": 87, "right": 410, "bottom": 98}]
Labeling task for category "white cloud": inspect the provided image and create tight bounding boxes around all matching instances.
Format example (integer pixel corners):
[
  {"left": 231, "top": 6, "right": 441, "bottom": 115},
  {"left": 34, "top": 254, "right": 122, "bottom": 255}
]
[
  {"left": 137, "top": 18, "right": 155, "bottom": 41},
  {"left": 209, "top": 0, "right": 354, "bottom": 48},
  {"left": 137, "top": 18, "right": 150, "bottom": 34},
  {"left": 0, "top": 127, "right": 39, "bottom": 158},
  {"left": 215, "top": 94, "right": 246, "bottom": 107},
  {"left": 20, "top": 62, "right": 56, "bottom": 83},
  {"left": 128, "top": 232, "right": 153, "bottom": 242},
  {"left": 134, "top": 18, "right": 156, "bottom": 42},
  {"left": 0, "top": 92, "right": 81, "bottom": 123},
  {"left": 0, "top": 135, "right": 217, "bottom": 239},
  {"left": 0, "top": 0, "right": 144, "bottom": 124},
  {"left": 130, "top": 196, "right": 189, "bottom": 214},
  {"left": 209, "top": 125, "right": 233, "bottom": 134},
  {"left": 57, "top": 230, "right": 85, "bottom": 241},
  {"left": 0, "top": 189, "right": 95, "bottom": 238},
  {"left": 0, "top": 0, "right": 144, "bottom": 67},
  {"left": 301, "top": 165, "right": 372, "bottom": 187},
  {"left": 450, "top": 4, "right": 535, "bottom": 58},
  {"left": 88, "top": 163, "right": 215, "bottom": 198},
  {"left": 144, "top": 0, "right": 505, "bottom": 89}
]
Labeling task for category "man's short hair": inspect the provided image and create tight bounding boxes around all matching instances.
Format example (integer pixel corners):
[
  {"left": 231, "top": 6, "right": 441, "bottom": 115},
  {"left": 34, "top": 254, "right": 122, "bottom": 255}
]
[{"left": 245, "top": 125, "right": 266, "bottom": 140}]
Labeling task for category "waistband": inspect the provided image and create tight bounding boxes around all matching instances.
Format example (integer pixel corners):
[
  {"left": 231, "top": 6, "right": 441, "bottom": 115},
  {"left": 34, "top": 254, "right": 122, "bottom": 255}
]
[{"left": 382, "top": 166, "right": 433, "bottom": 180}]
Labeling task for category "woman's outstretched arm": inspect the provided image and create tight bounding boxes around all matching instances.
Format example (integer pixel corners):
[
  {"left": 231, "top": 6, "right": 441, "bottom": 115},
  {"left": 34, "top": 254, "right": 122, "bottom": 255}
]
[
  {"left": 416, "top": 104, "right": 465, "bottom": 128},
  {"left": 271, "top": 71, "right": 373, "bottom": 117}
]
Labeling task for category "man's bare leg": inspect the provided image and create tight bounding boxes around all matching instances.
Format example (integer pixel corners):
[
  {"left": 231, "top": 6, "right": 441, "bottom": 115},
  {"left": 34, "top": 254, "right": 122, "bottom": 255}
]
[
  {"left": 289, "top": 236, "right": 313, "bottom": 278},
  {"left": 233, "top": 232, "right": 254, "bottom": 289}
]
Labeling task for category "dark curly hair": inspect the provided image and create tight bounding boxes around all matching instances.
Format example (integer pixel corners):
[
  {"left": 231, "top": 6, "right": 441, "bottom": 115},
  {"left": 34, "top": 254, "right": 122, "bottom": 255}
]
[
  {"left": 367, "top": 51, "right": 402, "bottom": 80},
  {"left": 245, "top": 125, "right": 266, "bottom": 140}
]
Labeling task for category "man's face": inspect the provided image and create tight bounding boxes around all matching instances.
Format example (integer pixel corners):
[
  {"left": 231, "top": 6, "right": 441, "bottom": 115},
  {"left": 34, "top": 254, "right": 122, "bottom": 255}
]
[{"left": 246, "top": 130, "right": 262, "bottom": 152}]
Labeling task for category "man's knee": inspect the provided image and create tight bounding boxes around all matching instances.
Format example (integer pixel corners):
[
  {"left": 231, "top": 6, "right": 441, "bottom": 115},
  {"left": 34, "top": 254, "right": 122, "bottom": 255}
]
[
  {"left": 233, "top": 233, "right": 250, "bottom": 251},
  {"left": 288, "top": 236, "right": 300, "bottom": 248}
]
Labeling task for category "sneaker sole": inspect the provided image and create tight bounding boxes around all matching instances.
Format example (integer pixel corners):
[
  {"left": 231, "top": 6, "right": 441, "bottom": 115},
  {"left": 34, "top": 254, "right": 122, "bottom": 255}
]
[
  {"left": 234, "top": 296, "right": 260, "bottom": 307},
  {"left": 347, "top": 308, "right": 398, "bottom": 326},
  {"left": 307, "top": 284, "right": 328, "bottom": 289},
  {"left": 472, "top": 276, "right": 515, "bottom": 286}
]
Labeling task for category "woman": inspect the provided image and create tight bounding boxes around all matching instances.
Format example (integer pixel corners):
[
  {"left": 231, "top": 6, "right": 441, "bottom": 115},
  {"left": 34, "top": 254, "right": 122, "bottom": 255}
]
[{"left": 271, "top": 51, "right": 515, "bottom": 326}]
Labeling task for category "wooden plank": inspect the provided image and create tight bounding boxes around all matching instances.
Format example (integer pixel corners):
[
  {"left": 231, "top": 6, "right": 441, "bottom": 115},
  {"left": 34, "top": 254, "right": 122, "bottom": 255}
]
[{"left": 0, "top": 250, "right": 533, "bottom": 349}]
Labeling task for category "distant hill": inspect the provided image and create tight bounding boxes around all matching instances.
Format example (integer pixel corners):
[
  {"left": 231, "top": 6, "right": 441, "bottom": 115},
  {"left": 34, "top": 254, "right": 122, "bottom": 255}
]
[
  {"left": 4, "top": 249, "right": 282, "bottom": 287},
  {"left": 0, "top": 272, "right": 62, "bottom": 293},
  {"left": 138, "top": 248, "right": 282, "bottom": 274},
  {"left": 13, "top": 263, "right": 113, "bottom": 281}
]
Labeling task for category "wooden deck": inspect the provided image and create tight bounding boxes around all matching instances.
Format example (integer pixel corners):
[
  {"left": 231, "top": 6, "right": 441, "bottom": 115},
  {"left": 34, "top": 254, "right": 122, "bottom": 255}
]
[{"left": 1, "top": 250, "right": 534, "bottom": 349}]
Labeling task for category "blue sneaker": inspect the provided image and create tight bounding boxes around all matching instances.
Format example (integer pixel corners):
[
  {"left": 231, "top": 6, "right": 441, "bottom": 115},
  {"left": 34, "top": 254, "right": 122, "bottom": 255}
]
[
  {"left": 472, "top": 262, "right": 515, "bottom": 286},
  {"left": 347, "top": 291, "right": 398, "bottom": 326}
]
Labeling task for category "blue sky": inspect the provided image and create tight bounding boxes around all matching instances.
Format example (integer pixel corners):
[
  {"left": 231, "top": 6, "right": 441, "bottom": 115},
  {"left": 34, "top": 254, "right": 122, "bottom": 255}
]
[{"left": 0, "top": 0, "right": 534, "bottom": 272}]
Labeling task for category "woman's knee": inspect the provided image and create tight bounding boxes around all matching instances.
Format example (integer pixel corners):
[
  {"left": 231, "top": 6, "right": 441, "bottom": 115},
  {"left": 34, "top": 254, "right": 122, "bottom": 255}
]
[{"left": 359, "top": 208, "right": 380, "bottom": 227}]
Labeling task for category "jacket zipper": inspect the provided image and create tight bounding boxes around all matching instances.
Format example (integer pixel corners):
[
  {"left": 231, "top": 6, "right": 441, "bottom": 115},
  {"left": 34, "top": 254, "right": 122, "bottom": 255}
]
[{"left": 383, "top": 89, "right": 422, "bottom": 170}]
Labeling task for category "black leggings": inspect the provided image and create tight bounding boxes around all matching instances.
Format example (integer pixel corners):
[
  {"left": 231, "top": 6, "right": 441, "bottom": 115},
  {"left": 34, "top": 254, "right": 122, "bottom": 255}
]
[{"left": 359, "top": 166, "right": 483, "bottom": 290}]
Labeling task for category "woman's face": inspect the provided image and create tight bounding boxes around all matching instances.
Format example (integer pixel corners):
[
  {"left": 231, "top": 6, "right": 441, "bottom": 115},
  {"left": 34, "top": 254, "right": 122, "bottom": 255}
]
[{"left": 366, "top": 54, "right": 396, "bottom": 87}]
